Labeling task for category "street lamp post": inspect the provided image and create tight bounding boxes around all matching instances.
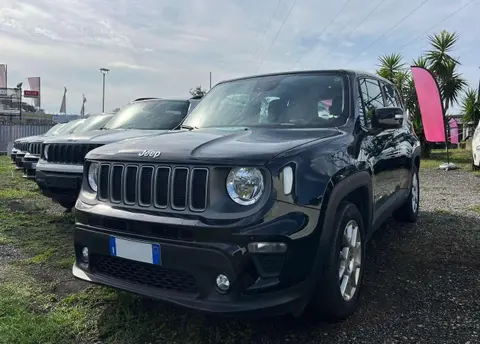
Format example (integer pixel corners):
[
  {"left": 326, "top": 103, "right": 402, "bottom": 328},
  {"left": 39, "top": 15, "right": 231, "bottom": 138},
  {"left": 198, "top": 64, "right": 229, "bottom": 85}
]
[{"left": 99, "top": 68, "right": 109, "bottom": 113}]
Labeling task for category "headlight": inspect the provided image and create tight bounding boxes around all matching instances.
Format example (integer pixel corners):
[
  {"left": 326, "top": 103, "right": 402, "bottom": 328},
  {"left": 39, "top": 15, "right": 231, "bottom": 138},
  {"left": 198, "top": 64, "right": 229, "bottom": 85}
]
[
  {"left": 226, "top": 167, "right": 264, "bottom": 206},
  {"left": 88, "top": 163, "right": 99, "bottom": 192},
  {"left": 43, "top": 145, "right": 49, "bottom": 159}
]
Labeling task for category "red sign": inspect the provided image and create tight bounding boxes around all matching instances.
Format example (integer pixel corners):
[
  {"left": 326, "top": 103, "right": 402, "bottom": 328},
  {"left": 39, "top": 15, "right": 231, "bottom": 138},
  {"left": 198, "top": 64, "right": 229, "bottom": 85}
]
[{"left": 24, "top": 90, "right": 39, "bottom": 98}]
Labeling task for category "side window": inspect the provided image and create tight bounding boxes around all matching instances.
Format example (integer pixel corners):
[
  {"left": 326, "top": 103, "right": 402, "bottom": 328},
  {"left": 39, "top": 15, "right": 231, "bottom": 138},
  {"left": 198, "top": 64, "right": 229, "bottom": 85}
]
[
  {"left": 259, "top": 96, "right": 280, "bottom": 123},
  {"left": 394, "top": 89, "right": 403, "bottom": 109},
  {"left": 358, "top": 78, "right": 385, "bottom": 127},
  {"left": 382, "top": 82, "right": 397, "bottom": 108}
]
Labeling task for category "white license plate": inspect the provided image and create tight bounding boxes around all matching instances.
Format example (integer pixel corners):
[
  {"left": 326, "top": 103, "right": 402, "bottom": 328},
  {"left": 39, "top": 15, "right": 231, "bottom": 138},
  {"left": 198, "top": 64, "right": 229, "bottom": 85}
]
[{"left": 109, "top": 236, "right": 161, "bottom": 265}]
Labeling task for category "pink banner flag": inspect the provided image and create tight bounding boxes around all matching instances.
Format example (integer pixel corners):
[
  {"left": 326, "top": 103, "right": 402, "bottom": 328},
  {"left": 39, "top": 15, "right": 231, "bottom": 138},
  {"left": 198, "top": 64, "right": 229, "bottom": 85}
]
[
  {"left": 448, "top": 118, "right": 459, "bottom": 144},
  {"left": 410, "top": 66, "right": 446, "bottom": 143},
  {"left": 0, "top": 64, "right": 6, "bottom": 88}
]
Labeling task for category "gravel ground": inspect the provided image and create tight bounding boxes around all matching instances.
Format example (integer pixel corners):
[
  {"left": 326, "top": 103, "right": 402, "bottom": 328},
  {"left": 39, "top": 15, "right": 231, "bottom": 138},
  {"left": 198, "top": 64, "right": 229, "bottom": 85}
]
[{"left": 226, "top": 168, "right": 480, "bottom": 344}]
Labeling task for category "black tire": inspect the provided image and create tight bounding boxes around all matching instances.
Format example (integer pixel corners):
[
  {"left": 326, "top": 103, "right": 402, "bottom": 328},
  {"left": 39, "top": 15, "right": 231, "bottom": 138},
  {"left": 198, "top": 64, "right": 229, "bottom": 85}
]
[
  {"left": 56, "top": 199, "right": 76, "bottom": 211},
  {"left": 310, "top": 202, "right": 366, "bottom": 321},
  {"left": 473, "top": 162, "right": 480, "bottom": 171},
  {"left": 393, "top": 165, "right": 419, "bottom": 223}
]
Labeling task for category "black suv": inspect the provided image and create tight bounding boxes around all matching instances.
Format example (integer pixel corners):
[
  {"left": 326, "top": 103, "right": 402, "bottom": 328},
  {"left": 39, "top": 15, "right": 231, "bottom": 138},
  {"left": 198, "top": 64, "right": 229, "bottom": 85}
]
[
  {"left": 72, "top": 70, "right": 421, "bottom": 320},
  {"left": 36, "top": 97, "right": 200, "bottom": 210}
]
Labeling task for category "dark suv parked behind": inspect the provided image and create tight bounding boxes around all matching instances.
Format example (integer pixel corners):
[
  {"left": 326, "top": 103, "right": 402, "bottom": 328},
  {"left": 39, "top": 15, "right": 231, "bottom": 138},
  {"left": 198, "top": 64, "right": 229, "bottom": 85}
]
[
  {"left": 11, "top": 123, "right": 66, "bottom": 166},
  {"left": 73, "top": 70, "right": 420, "bottom": 320},
  {"left": 36, "top": 97, "right": 201, "bottom": 210},
  {"left": 22, "top": 114, "right": 114, "bottom": 179}
]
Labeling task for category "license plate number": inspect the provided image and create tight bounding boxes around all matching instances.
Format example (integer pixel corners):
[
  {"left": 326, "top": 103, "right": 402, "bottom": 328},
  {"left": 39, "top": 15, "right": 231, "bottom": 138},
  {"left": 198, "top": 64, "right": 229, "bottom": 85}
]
[{"left": 109, "top": 236, "right": 161, "bottom": 265}]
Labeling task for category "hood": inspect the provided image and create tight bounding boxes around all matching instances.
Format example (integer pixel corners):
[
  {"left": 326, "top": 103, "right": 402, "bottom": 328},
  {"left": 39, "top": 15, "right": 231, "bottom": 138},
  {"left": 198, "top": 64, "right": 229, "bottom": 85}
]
[
  {"left": 16, "top": 135, "right": 44, "bottom": 143},
  {"left": 87, "top": 127, "right": 341, "bottom": 165},
  {"left": 42, "top": 129, "right": 168, "bottom": 145}
]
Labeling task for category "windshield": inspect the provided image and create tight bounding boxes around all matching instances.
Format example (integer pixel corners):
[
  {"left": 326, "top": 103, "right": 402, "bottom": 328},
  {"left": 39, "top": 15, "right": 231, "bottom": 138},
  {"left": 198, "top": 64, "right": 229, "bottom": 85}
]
[
  {"left": 43, "top": 123, "right": 65, "bottom": 137},
  {"left": 188, "top": 99, "right": 200, "bottom": 113},
  {"left": 103, "top": 99, "right": 190, "bottom": 130},
  {"left": 56, "top": 119, "right": 86, "bottom": 135},
  {"left": 72, "top": 114, "right": 113, "bottom": 133},
  {"left": 182, "top": 72, "right": 349, "bottom": 128}
]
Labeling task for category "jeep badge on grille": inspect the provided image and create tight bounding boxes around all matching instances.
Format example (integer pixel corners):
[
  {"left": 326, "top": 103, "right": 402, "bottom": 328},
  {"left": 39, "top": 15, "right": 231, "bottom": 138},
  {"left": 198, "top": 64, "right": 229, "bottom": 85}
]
[{"left": 138, "top": 150, "right": 162, "bottom": 158}]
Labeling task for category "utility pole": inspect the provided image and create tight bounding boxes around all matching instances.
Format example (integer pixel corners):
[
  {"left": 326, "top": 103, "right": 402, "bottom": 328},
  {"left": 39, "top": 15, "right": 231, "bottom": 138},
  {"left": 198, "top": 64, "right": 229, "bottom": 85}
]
[
  {"left": 209, "top": 72, "right": 212, "bottom": 90},
  {"left": 100, "top": 68, "right": 109, "bottom": 113}
]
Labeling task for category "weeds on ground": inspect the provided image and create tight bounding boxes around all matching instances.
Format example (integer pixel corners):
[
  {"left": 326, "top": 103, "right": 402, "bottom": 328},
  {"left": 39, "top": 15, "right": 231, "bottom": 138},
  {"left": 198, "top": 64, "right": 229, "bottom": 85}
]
[{"left": 421, "top": 149, "right": 473, "bottom": 170}]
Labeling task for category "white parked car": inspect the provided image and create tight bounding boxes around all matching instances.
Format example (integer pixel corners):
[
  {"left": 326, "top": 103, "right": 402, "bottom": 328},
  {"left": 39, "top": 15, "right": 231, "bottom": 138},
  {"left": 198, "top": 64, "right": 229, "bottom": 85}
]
[{"left": 472, "top": 121, "right": 480, "bottom": 170}]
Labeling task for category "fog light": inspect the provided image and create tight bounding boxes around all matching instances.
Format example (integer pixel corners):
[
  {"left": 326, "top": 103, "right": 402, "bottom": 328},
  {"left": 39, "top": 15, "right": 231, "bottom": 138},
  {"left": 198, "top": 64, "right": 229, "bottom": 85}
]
[
  {"left": 81, "top": 247, "right": 89, "bottom": 263},
  {"left": 216, "top": 274, "right": 230, "bottom": 292},
  {"left": 247, "top": 242, "right": 287, "bottom": 253}
]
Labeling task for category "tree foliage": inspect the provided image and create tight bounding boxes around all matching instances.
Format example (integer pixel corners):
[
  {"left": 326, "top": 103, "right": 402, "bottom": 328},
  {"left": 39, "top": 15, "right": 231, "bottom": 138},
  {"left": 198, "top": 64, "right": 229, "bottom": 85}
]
[
  {"left": 189, "top": 85, "right": 207, "bottom": 98},
  {"left": 461, "top": 89, "right": 480, "bottom": 127},
  {"left": 375, "top": 29, "right": 475, "bottom": 155}
]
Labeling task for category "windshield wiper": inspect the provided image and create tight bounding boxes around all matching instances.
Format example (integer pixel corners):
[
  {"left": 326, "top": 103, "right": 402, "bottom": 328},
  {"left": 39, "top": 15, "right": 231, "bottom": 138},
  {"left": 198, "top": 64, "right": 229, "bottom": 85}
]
[{"left": 179, "top": 124, "right": 198, "bottom": 131}]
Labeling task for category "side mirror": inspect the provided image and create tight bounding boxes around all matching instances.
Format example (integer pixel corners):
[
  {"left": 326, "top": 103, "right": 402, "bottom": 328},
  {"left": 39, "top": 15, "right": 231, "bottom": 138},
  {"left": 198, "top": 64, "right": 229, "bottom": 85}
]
[{"left": 371, "top": 107, "right": 404, "bottom": 129}]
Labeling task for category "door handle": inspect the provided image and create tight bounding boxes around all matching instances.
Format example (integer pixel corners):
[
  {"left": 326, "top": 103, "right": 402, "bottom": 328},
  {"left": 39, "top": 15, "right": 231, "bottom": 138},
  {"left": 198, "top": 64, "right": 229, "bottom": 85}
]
[{"left": 394, "top": 114, "right": 403, "bottom": 120}]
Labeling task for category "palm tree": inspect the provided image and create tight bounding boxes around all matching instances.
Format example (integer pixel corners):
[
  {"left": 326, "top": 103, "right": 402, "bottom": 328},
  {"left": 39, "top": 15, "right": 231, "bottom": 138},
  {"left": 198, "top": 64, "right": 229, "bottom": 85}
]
[
  {"left": 461, "top": 88, "right": 480, "bottom": 128},
  {"left": 440, "top": 59, "right": 467, "bottom": 112},
  {"left": 376, "top": 53, "right": 405, "bottom": 82},
  {"left": 424, "top": 30, "right": 467, "bottom": 112}
]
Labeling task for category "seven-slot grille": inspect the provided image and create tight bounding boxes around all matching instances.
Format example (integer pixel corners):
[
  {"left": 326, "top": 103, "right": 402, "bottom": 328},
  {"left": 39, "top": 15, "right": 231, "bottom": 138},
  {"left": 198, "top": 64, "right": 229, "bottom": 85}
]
[
  {"left": 28, "top": 142, "right": 42, "bottom": 155},
  {"left": 43, "top": 144, "right": 102, "bottom": 164},
  {"left": 15, "top": 142, "right": 30, "bottom": 152},
  {"left": 97, "top": 163, "right": 209, "bottom": 212}
]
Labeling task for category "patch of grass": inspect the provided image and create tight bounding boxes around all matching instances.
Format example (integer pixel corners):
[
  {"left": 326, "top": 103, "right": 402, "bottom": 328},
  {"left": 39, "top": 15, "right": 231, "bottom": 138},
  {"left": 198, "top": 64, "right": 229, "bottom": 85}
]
[
  {"left": 23, "top": 248, "right": 57, "bottom": 265},
  {"left": 0, "top": 266, "right": 98, "bottom": 344},
  {"left": 467, "top": 205, "right": 480, "bottom": 214},
  {"left": 421, "top": 149, "right": 474, "bottom": 170},
  {"left": 435, "top": 209, "right": 451, "bottom": 214}
]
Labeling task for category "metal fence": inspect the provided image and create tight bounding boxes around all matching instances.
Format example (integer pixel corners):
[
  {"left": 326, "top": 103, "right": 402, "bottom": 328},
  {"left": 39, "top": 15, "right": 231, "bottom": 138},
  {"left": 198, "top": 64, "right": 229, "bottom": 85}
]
[{"left": 0, "top": 124, "right": 53, "bottom": 155}]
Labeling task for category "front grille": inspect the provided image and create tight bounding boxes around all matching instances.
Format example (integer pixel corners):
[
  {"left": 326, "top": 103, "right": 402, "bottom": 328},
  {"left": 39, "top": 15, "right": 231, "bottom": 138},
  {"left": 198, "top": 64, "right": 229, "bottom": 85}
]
[
  {"left": 43, "top": 144, "right": 102, "bottom": 164},
  {"left": 28, "top": 142, "right": 42, "bottom": 155},
  {"left": 17, "top": 142, "right": 29, "bottom": 152},
  {"left": 97, "top": 163, "right": 209, "bottom": 212},
  {"left": 90, "top": 254, "right": 198, "bottom": 294}
]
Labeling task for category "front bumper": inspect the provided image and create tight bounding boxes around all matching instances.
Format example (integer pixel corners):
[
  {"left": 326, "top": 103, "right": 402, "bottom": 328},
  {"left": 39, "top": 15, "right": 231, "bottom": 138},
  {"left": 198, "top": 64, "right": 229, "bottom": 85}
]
[
  {"left": 72, "top": 201, "right": 322, "bottom": 316},
  {"left": 10, "top": 149, "right": 18, "bottom": 164},
  {"left": 35, "top": 162, "right": 83, "bottom": 202},
  {"left": 22, "top": 154, "right": 39, "bottom": 179},
  {"left": 15, "top": 152, "right": 26, "bottom": 169}
]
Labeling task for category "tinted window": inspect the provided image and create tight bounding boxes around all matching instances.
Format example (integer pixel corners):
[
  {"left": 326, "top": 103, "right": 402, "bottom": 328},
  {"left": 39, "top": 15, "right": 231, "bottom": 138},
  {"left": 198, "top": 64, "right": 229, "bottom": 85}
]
[
  {"left": 359, "top": 78, "right": 385, "bottom": 127},
  {"left": 72, "top": 114, "right": 114, "bottom": 133},
  {"left": 182, "top": 72, "right": 349, "bottom": 128},
  {"left": 188, "top": 100, "right": 200, "bottom": 113},
  {"left": 382, "top": 82, "right": 397, "bottom": 107},
  {"left": 44, "top": 123, "right": 65, "bottom": 137},
  {"left": 103, "top": 100, "right": 190, "bottom": 130},
  {"left": 56, "top": 119, "right": 86, "bottom": 135}
]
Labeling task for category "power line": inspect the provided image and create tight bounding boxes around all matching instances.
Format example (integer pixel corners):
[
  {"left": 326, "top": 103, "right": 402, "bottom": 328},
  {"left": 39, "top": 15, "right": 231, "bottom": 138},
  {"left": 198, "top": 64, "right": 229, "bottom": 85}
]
[
  {"left": 345, "top": 0, "right": 431, "bottom": 65},
  {"left": 292, "top": 0, "right": 354, "bottom": 69},
  {"left": 255, "top": 0, "right": 300, "bottom": 73},
  {"left": 320, "top": 0, "right": 389, "bottom": 63},
  {"left": 248, "top": 0, "right": 284, "bottom": 71},
  {"left": 398, "top": 0, "right": 477, "bottom": 52}
]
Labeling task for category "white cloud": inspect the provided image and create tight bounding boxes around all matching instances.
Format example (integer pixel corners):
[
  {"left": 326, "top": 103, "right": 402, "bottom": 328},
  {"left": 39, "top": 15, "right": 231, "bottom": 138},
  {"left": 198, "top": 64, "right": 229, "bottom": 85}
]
[{"left": 0, "top": 0, "right": 479, "bottom": 113}]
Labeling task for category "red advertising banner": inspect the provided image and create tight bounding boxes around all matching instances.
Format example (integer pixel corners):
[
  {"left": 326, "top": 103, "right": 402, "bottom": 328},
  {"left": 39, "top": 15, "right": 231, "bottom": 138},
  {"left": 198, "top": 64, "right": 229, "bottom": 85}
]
[{"left": 24, "top": 90, "right": 39, "bottom": 98}]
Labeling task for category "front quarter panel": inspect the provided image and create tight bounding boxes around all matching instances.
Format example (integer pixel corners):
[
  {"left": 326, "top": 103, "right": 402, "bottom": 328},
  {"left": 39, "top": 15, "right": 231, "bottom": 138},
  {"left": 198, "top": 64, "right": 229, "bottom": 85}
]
[{"left": 267, "top": 130, "right": 361, "bottom": 210}]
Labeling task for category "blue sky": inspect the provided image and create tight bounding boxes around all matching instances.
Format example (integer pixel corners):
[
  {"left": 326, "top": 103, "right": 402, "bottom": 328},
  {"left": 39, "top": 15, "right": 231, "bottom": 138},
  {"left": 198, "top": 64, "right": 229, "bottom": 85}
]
[{"left": 0, "top": 0, "right": 478, "bottom": 114}]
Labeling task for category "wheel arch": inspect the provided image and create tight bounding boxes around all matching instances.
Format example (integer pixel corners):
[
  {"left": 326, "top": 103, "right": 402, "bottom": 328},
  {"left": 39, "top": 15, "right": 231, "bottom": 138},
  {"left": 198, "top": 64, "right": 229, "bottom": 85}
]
[{"left": 299, "top": 170, "right": 373, "bottom": 312}]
